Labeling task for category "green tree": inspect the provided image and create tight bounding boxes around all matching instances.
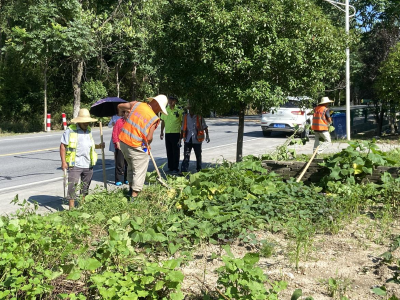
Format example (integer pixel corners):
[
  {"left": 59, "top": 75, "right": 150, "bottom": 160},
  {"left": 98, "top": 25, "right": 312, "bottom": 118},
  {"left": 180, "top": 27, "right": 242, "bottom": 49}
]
[
  {"left": 375, "top": 42, "right": 400, "bottom": 134},
  {"left": 351, "top": 0, "right": 399, "bottom": 135},
  {"left": 97, "top": 0, "right": 163, "bottom": 101},
  {"left": 154, "top": 0, "right": 346, "bottom": 161},
  {"left": 3, "top": 0, "right": 97, "bottom": 127}
]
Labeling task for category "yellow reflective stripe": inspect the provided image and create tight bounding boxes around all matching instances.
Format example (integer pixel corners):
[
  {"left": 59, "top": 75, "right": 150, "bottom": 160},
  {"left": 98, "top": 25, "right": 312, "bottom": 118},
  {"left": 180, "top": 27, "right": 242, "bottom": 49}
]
[
  {"left": 144, "top": 115, "right": 159, "bottom": 131},
  {"left": 127, "top": 102, "right": 142, "bottom": 119},
  {"left": 121, "top": 128, "right": 143, "bottom": 142},
  {"left": 125, "top": 118, "right": 148, "bottom": 136}
]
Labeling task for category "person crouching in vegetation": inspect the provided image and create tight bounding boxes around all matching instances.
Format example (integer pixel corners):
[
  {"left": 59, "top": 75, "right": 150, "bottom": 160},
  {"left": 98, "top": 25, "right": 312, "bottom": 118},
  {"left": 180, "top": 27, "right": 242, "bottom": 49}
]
[
  {"left": 311, "top": 96, "right": 334, "bottom": 154},
  {"left": 60, "top": 109, "right": 105, "bottom": 210}
]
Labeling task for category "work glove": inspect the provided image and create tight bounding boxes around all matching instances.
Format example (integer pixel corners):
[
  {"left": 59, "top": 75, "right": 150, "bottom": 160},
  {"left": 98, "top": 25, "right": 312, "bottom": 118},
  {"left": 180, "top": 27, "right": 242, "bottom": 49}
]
[{"left": 206, "top": 135, "right": 210, "bottom": 143}]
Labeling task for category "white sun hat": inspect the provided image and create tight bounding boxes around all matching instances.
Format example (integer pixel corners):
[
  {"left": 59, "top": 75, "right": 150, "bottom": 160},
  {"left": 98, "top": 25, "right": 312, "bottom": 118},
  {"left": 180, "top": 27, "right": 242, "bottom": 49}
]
[
  {"left": 147, "top": 94, "right": 168, "bottom": 115},
  {"left": 318, "top": 97, "right": 334, "bottom": 105},
  {"left": 70, "top": 108, "right": 98, "bottom": 123}
]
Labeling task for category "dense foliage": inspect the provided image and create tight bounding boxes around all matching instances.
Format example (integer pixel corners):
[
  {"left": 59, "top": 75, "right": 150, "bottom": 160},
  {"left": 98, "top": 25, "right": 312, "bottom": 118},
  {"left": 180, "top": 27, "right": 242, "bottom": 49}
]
[
  {"left": 2, "top": 144, "right": 400, "bottom": 298},
  {"left": 1, "top": 0, "right": 399, "bottom": 160}
]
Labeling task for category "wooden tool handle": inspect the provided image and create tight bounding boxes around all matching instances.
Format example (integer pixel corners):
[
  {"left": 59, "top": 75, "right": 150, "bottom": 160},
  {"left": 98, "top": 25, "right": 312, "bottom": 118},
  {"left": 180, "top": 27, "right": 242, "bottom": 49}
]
[{"left": 296, "top": 145, "right": 320, "bottom": 183}]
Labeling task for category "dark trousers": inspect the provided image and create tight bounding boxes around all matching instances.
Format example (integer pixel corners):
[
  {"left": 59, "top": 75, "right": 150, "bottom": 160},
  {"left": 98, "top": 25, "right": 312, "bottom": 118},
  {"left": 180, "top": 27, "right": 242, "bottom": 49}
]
[
  {"left": 68, "top": 167, "right": 93, "bottom": 200},
  {"left": 114, "top": 148, "right": 127, "bottom": 183},
  {"left": 181, "top": 139, "right": 202, "bottom": 172},
  {"left": 165, "top": 133, "right": 181, "bottom": 171}
]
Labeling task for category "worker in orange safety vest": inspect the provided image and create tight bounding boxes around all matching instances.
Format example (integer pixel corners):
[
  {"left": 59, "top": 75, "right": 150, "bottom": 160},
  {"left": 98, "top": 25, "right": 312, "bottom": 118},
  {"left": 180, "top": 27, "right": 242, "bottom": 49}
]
[
  {"left": 311, "top": 96, "right": 334, "bottom": 154},
  {"left": 179, "top": 103, "right": 210, "bottom": 175},
  {"left": 117, "top": 95, "right": 168, "bottom": 200}
]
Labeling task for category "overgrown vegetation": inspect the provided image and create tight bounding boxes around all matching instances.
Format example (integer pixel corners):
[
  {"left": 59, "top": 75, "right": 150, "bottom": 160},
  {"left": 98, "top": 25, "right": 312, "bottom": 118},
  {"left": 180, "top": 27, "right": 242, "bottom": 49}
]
[{"left": 1, "top": 141, "right": 400, "bottom": 298}]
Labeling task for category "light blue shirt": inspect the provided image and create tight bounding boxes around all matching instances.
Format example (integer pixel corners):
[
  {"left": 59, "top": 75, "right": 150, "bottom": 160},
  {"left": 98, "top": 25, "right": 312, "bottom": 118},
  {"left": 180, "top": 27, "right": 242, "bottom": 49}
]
[
  {"left": 61, "top": 125, "right": 94, "bottom": 168},
  {"left": 108, "top": 115, "right": 121, "bottom": 152}
]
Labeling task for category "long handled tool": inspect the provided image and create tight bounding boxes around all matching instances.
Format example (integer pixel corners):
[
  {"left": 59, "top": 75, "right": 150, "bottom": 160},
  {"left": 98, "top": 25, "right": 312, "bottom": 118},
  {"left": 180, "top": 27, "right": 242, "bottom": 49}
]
[
  {"left": 63, "top": 168, "right": 68, "bottom": 199},
  {"left": 296, "top": 145, "right": 320, "bottom": 183},
  {"left": 99, "top": 121, "right": 108, "bottom": 190},
  {"left": 147, "top": 145, "right": 170, "bottom": 189}
]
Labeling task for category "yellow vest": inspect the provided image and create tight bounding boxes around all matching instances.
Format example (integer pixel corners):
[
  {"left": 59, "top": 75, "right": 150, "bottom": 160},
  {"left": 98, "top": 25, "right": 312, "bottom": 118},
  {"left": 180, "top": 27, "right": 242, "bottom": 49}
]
[{"left": 65, "top": 124, "right": 98, "bottom": 167}]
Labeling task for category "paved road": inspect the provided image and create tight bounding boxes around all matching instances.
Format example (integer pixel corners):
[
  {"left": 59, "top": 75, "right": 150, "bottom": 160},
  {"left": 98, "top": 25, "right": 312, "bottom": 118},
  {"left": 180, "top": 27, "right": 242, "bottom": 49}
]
[{"left": 0, "top": 116, "right": 355, "bottom": 215}]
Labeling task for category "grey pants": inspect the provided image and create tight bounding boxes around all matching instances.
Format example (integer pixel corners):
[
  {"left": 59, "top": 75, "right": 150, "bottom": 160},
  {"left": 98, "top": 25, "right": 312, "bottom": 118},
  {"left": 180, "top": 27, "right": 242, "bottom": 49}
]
[
  {"left": 120, "top": 142, "right": 149, "bottom": 192},
  {"left": 67, "top": 167, "right": 93, "bottom": 199},
  {"left": 313, "top": 131, "right": 331, "bottom": 154}
]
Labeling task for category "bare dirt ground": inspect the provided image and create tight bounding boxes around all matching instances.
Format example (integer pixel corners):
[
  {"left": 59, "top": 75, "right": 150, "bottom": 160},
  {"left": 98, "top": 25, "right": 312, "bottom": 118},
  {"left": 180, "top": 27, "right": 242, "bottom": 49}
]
[{"left": 179, "top": 216, "right": 400, "bottom": 299}]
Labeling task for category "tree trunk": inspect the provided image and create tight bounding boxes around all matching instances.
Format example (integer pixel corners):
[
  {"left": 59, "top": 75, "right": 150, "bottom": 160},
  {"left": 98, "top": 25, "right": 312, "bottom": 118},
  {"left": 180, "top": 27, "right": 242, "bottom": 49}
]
[
  {"left": 72, "top": 59, "right": 84, "bottom": 118},
  {"left": 389, "top": 103, "right": 396, "bottom": 134},
  {"left": 376, "top": 107, "right": 385, "bottom": 136},
  {"left": 116, "top": 63, "right": 120, "bottom": 98},
  {"left": 236, "top": 102, "right": 246, "bottom": 162},
  {"left": 131, "top": 64, "right": 137, "bottom": 101}
]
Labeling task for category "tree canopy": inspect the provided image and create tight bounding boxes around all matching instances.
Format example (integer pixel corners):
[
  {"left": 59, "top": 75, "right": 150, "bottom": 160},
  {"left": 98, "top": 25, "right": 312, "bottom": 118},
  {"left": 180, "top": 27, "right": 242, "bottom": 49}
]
[
  {"left": 0, "top": 0, "right": 398, "bottom": 145},
  {"left": 153, "top": 0, "right": 346, "bottom": 160}
]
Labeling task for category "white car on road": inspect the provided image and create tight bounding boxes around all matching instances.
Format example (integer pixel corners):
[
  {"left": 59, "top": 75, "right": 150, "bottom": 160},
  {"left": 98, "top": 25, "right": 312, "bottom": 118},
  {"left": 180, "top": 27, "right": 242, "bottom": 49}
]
[{"left": 261, "top": 96, "right": 313, "bottom": 138}]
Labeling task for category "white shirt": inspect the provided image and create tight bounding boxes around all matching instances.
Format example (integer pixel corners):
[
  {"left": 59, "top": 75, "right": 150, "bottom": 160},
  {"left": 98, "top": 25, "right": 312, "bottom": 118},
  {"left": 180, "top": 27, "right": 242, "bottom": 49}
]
[{"left": 61, "top": 125, "right": 94, "bottom": 168}]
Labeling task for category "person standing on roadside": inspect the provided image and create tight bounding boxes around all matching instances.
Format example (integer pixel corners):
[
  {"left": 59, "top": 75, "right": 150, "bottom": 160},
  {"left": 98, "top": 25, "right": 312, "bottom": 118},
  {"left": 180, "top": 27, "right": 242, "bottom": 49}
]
[
  {"left": 117, "top": 95, "right": 168, "bottom": 200},
  {"left": 60, "top": 108, "right": 105, "bottom": 210},
  {"left": 108, "top": 114, "right": 121, "bottom": 153},
  {"left": 180, "top": 104, "right": 210, "bottom": 174},
  {"left": 311, "top": 96, "right": 334, "bottom": 154},
  {"left": 160, "top": 95, "right": 184, "bottom": 174},
  {"left": 112, "top": 110, "right": 129, "bottom": 186}
]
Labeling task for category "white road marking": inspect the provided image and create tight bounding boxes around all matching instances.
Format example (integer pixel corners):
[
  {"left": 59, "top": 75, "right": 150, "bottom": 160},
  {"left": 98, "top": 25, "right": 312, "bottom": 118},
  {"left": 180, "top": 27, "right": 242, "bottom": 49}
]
[{"left": 203, "top": 138, "right": 262, "bottom": 150}]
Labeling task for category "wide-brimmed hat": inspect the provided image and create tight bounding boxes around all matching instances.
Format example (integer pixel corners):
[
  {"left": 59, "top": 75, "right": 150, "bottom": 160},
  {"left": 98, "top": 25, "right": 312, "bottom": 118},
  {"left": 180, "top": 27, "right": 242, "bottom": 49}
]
[
  {"left": 71, "top": 108, "right": 98, "bottom": 123},
  {"left": 147, "top": 94, "right": 168, "bottom": 115},
  {"left": 318, "top": 97, "right": 334, "bottom": 105}
]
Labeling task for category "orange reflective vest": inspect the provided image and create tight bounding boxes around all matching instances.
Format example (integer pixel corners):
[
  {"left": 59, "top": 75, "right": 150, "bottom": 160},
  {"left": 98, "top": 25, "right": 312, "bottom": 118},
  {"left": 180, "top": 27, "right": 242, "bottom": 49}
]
[
  {"left": 119, "top": 102, "right": 159, "bottom": 147},
  {"left": 311, "top": 105, "right": 329, "bottom": 131},
  {"left": 182, "top": 114, "right": 205, "bottom": 142}
]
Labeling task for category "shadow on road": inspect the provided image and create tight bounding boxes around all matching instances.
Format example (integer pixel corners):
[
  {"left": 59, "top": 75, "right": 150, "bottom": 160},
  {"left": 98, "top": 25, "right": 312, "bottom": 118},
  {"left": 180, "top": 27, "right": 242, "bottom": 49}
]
[{"left": 28, "top": 195, "right": 65, "bottom": 213}]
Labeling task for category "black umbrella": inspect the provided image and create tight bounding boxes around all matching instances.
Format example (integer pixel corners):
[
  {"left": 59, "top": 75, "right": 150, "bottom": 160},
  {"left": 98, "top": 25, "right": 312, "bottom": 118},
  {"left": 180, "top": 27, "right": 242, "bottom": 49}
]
[{"left": 90, "top": 97, "right": 128, "bottom": 117}]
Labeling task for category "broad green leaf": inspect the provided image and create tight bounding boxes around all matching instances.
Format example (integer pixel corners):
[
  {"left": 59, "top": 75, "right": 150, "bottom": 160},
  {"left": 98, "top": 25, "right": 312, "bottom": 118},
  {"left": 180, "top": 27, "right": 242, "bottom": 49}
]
[
  {"left": 66, "top": 268, "right": 82, "bottom": 280},
  {"left": 79, "top": 213, "right": 91, "bottom": 219},
  {"left": 291, "top": 289, "right": 303, "bottom": 300},
  {"left": 78, "top": 258, "right": 101, "bottom": 271},
  {"left": 243, "top": 253, "right": 259, "bottom": 266},
  {"left": 371, "top": 287, "right": 386, "bottom": 296},
  {"left": 166, "top": 270, "right": 184, "bottom": 282}
]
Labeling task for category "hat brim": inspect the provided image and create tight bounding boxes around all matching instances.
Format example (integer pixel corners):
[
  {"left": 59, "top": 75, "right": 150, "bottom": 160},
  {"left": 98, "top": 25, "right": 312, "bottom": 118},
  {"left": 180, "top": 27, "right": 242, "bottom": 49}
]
[
  {"left": 318, "top": 100, "right": 334, "bottom": 105},
  {"left": 148, "top": 97, "right": 168, "bottom": 115},
  {"left": 70, "top": 116, "right": 98, "bottom": 123}
]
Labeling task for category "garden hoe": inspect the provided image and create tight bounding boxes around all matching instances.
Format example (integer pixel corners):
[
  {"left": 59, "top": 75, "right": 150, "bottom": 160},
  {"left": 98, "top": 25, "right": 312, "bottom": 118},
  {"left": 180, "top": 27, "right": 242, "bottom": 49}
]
[
  {"left": 146, "top": 143, "right": 170, "bottom": 189},
  {"left": 296, "top": 145, "right": 320, "bottom": 183}
]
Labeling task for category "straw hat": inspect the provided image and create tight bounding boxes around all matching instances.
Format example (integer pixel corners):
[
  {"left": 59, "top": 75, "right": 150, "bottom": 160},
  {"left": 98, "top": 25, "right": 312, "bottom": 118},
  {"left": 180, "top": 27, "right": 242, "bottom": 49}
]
[
  {"left": 147, "top": 94, "right": 168, "bottom": 115},
  {"left": 71, "top": 108, "right": 98, "bottom": 123},
  {"left": 318, "top": 97, "right": 334, "bottom": 105}
]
